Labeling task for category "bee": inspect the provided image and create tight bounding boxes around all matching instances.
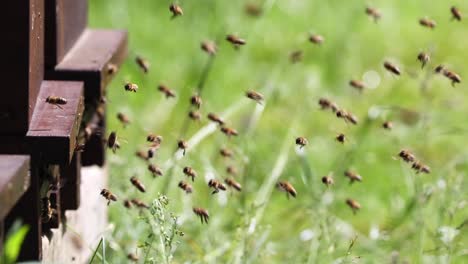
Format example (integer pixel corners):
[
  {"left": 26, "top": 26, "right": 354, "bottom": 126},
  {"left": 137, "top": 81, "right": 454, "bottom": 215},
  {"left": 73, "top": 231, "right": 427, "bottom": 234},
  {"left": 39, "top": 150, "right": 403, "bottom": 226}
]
[
  {"left": 220, "top": 148, "right": 233, "bottom": 158},
  {"left": 131, "top": 198, "right": 149, "bottom": 209},
  {"left": 382, "top": 121, "right": 393, "bottom": 130},
  {"left": 226, "top": 34, "right": 246, "bottom": 46},
  {"left": 412, "top": 161, "right": 431, "bottom": 174},
  {"left": 188, "top": 110, "right": 201, "bottom": 121},
  {"left": 127, "top": 253, "right": 139, "bottom": 262},
  {"left": 178, "top": 139, "right": 188, "bottom": 155},
  {"left": 74, "top": 143, "right": 86, "bottom": 153},
  {"left": 309, "top": 34, "right": 324, "bottom": 45},
  {"left": 384, "top": 61, "right": 401, "bottom": 75},
  {"left": 398, "top": 149, "right": 415, "bottom": 163},
  {"left": 444, "top": 70, "right": 461, "bottom": 87},
  {"left": 208, "top": 179, "right": 227, "bottom": 194},
  {"left": 321, "top": 176, "right": 334, "bottom": 187},
  {"left": 158, "top": 84, "right": 176, "bottom": 98},
  {"left": 346, "top": 198, "right": 361, "bottom": 214},
  {"left": 169, "top": 3, "right": 183, "bottom": 18},
  {"left": 190, "top": 94, "right": 202, "bottom": 109},
  {"left": 451, "top": 6, "right": 462, "bottom": 21},
  {"left": 225, "top": 178, "right": 242, "bottom": 191},
  {"left": 193, "top": 207, "right": 209, "bottom": 224},
  {"left": 124, "top": 82, "right": 138, "bottom": 92},
  {"left": 178, "top": 181, "right": 193, "bottom": 194},
  {"left": 41, "top": 197, "right": 56, "bottom": 223},
  {"left": 148, "top": 164, "right": 163, "bottom": 177},
  {"left": 290, "top": 50, "right": 303, "bottom": 63},
  {"left": 335, "top": 133, "right": 346, "bottom": 144},
  {"left": 244, "top": 3, "right": 262, "bottom": 17},
  {"left": 107, "top": 63, "right": 118, "bottom": 75},
  {"left": 107, "top": 131, "right": 120, "bottom": 153},
  {"left": 147, "top": 147, "right": 157, "bottom": 159},
  {"left": 344, "top": 170, "right": 362, "bottom": 184},
  {"left": 135, "top": 55, "right": 150, "bottom": 73},
  {"left": 246, "top": 90, "right": 264, "bottom": 104},
  {"left": 46, "top": 96, "right": 67, "bottom": 107},
  {"left": 365, "top": 6, "right": 381, "bottom": 22},
  {"left": 435, "top": 64, "right": 446, "bottom": 74},
  {"left": 336, "top": 110, "right": 358, "bottom": 125},
  {"left": 207, "top": 113, "right": 225, "bottom": 126},
  {"left": 318, "top": 98, "right": 339, "bottom": 112},
  {"left": 417, "top": 52, "right": 430, "bottom": 69},
  {"left": 276, "top": 181, "right": 297, "bottom": 199},
  {"left": 100, "top": 189, "right": 117, "bottom": 205},
  {"left": 201, "top": 41, "right": 217, "bottom": 55},
  {"left": 147, "top": 133, "right": 163, "bottom": 144},
  {"left": 130, "top": 176, "right": 146, "bottom": 192},
  {"left": 419, "top": 17, "right": 436, "bottom": 29},
  {"left": 183, "top": 166, "right": 197, "bottom": 182},
  {"left": 135, "top": 150, "right": 148, "bottom": 161},
  {"left": 220, "top": 126, "right": 239, "bottom": 137},
  {"left": 123, "top": 199, "right": 133, "bottom": 209},
  {"left": 349, "top": 79, "right": 365, "bottom": 92},
  {"left": 295, "top": 137, "right": 308, "bottom": 149},
  {"left": 117, "top": 112, "right": 130, "bottom": 127},
  {"left": 226, "top": 165, "right": 238, "bottom": 176}
]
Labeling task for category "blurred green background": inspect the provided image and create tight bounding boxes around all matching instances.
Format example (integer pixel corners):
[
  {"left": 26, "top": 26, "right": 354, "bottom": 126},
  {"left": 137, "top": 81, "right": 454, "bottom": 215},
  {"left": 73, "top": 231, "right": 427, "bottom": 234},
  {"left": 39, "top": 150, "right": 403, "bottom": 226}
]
[{"left": 89, "top": 0, "right": 468, "bottom": 263}]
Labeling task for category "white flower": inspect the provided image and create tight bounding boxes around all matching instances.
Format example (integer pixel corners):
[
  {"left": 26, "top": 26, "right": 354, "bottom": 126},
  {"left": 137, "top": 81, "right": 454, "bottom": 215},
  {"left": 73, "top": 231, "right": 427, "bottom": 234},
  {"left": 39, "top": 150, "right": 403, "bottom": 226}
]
[{"left": 438, "top": 226, "right": 459, "bottom": 245}]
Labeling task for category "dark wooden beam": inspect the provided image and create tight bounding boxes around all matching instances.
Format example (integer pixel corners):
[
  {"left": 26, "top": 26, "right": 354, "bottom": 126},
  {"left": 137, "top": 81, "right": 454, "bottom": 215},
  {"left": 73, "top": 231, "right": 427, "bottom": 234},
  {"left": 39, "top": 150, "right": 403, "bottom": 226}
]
[
  {"left": 0, "top": 155, "right": 31, "bottom": 220},
  {"left": 60, "top": 153, "right": 81, "bottom": 210}
]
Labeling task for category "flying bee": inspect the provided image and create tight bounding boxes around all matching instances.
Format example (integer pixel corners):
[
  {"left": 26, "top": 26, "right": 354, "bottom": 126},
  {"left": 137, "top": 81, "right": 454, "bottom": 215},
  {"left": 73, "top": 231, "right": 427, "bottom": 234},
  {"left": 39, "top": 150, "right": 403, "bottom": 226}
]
[
  {"left": 124, "top": 82, "right": 138, "bottom": 92},
  {"left": 46, "top": 96, "right": 67, "bottom": 108},
  {"left": 365, "top": 6, "right": 381, "bottom": 22},
  {"left": 127, "top": 253, "right": 139, "bottom": 262},
  {"left": 220, "top": 126, "right": 239, "bottom": 137},
  {"left": 309, "top": 34, "right": 324, "bottom": 45},
  {"left": 201, "top": 41, "right": 217, "bottom": 55},
  {"left": 130, "top": 176, "right": 146, "bottom": 192},
  {"left": 276, "top": 181, "right": 297, "bottom": 199},
  {"left": 412, "top": 161, "right": 431, "bottom": 174},
  {"left": 335, "top": 133, "right": 346, "bottom": 144},
  {"left": 136, "top": 149, "right": 148, "bottom": 161},
  {"left": 225, "top": 178, "right": 242, "bottom": 191},
  {"left": 148, "top": 164, "right": 163, "bottom": 177},
  {"left": 193, "top": 207, "right": 209, "bottom": 224},
  {"left": 178, "top": 181, "right": 193, "bottom": 194},
  {"left": 344, "top": 170, "right": 362, "bottom": 184},
  {"left": 208, "top": 179, "right": 227, "bottom": 194},
  {"left": 289, "top": 50, "right": 303, "bottom": 63},
  {"left": 107, "top": 63, "right": 118, "bottom": 75},
  {"left": 147, "top": 133, "right": 163, "bottom": 144},
  {"left": 398, "top": 149, "right": 415, "bottom": 163},
  {"left": 226, "top": 165, "right": 238, "bottom": 176},
  {"left": 220, "top": 148, "right": 233, "bottom": 158},
  {"left": 178, "top": 139, "right": 188, "bottom": 155},
  {"left": 135, "top": 55, "right": 150, "bottom": 73},
  {"left": 382, "top": 121, "right": 393, "bottom": 130},
  {"left": 295, "top": 137, "right": 308, "bottom": 149},
  {"left": 169, "top": 3, "right": 183, "bottom": 18},
  {"left": 244, "top": 3, "right": 262, "bottom": 17},
  {"left": 318, "top": 98, "right": 339, "bottom": 112},
  {"left": 188, "top": 110, "right": 201, "bottom": 121},
  {"left": 246, "top": 90, "right": 264, "bottom": 104},
  {"left": 107, "top": 131, "right": 120, "bottom": 153},
  {"left": 158, "top": 84, "right": 176, "bottom": 98},
  {"left": 444, "top": 70, "right": 461, "bottom": 87},
  {"left": 435, "top": 64, "right": 446, "bottom": 74},
  {"left": 419, "top": 17, "right": 436, "bottom": 29},
  {"left": 349, "top": 79, "right": 365, "bottom": 92},
  {"left": 384, "top": 61, "right": 401, "bottom": 75},
  {"left": 417, "top": 52, "right": 430, "bottom": 69},
  {"left": 183, "top": 166, "right": 197, "bottom": 182},
  {"left": 131, "top": 198, "right": 149, "bottom": 209},
  {"left": 117, "top": 112, "right": 130, "bottom": 127},
  {"left": 41, "top": 197, "right": 56, "bottom": 223},
  {"left": 321, "top": 176, "right": 334, "bottom": 187},
  {"left": 123, "top": 199, "right": 133, "bottom": 209},
  {"left": 190, "top": 94, "right": 202, "bottom": 109},
  {"left": 451, "top": 6, "right": 462, "bottom": 21},
  {"left": 226, "top": 34, "right": 246, "bottom": 46},
  {"left": 100, "top": 189, "right": 117, "bottom": 205},
  {"left": 207, "top": 112, "right": 224, "bottom": 125},
  {"left": 346, "top": 198, "right": 361, "bottom": 214},
  {"left": 147, "top": 147, "right": 157, "bottom": 159}
]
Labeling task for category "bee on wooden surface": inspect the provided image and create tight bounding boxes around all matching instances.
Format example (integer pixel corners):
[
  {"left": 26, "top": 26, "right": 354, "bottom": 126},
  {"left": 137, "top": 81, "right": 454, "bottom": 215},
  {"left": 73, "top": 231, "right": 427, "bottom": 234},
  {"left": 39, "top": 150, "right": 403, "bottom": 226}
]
[
  {"left": 417, "top": 52, "right": 430, "bottom": 69},
  {"left": 183, "top": 166, "right": 197, "bottom": 182},
  {"left": 46, "top": 96, "right": 67, "bottom": 108},
  {"left": 451, "top": 6, "right": 462, "bottom": 21},
  {"left": 107, "top": 131, "right": 120, "bottom": 153},
  {"left": 289, "top": 50, "right": 303, "bottom": 63},
  {"left": 147, "top": 133, "right": 163, "bottom": 144},
  {"left": 246, "top": 90, "right": 264, "bottom": 104},
  {"left": 178, "top": 139, "right": 188, "bottom": 155},
  {"left": 220, "top": 148, "right": 233, "bottom": 158},
  {"left": 193, "top": 207, "right": 209, "bottom": 224},
  {"left": 412, "top": 161, "right": 431, "bottom": 174},
  {"left": 318, "top": 98, "right": 339, "bottom": 112},
  {"left": 295, "top": 137, "right": 308, "bottom": 149},
  {"left": 225, "top": 178, "right": 242, "bottom": 191},
  {"left": 419, "top": 17, "right": 436, "bottom": 29},
  {"left": 148, "top": 164, "right": 163, "bottom": 177},
  {"left": 169, "top": 3, "right": 183, "bottom": 18},
  {"left": 226, "top": 165, "right": 238, "bottom": 176},
  {"left": 117, "top": 112, "right": 130, "bottom": 127},
  {"left": 127, "top": 253, "right": 139, "bottom": 262},
  {"left": 136, "top": 150, "right": 149, "bottom": 161},
  {"left": 201, "top": 41, "right": 217, "bottom": 55},
  {"left": 220, "top": 126, "right": 239, "bottom": 137},
  {"left": 444, "top": 70, "right": 461, "bottom": 87},
  {"left": 398, "top": 149, "right": 415, "bottom": 163},
  {"left": 190, "top": 94, "right": 202, "bottom": 109},
  {"left": 130, "top": 176, "right": 146, "bottom": 192},
  {"left": 309, "top": 34, "right": 324, "bottom": 45},
  {"left": 41, "top": 197, "right": 56, "bottom": 223},
  {"left": 158, "top": 84, "right": 176, "bottom": 98},
  {"left": 178, "top": 181, "right": 193, "bottom": 194},
  {"left": 365, "top": 6, "right": 381, "bottom": 22},
  {"left": 135, "top": 55, "right": 150, "bottom": 73},
  {"left": 107, "top": 63, "right": 118, "bottom": 75},
  {"left": 244, "top": 3, "right": 262, "bottom": 17},
  {"left": 349, "top": 79, "right": 365, "bottom": 92},
  {"left": 100, "top": 189, "right": 117, "bottom": 205},
  {"left": 207, "top": 113, "right": 224, "bottom": 125},
  {"left": 321, "top": 176, "right": 334, "bottom": 187},
  {"left": 384, "top": 61, "right": 401, "bottom": 75},
  {"left": 344, "top": 170, "right": 362, "bottom": 184},
  {"left": 382, "top": 121, "right": 393, "bottom": 130},
  {"left": 188, "top": 110, "right": 201, "bottom": 121},
  {"left": 226, "top": 34, "right": 246, "bottom": 46},
  {"left": 335, "top": 133, "right": 346, "bottom": 144},
  {"left": 276, "top": 181, "right": 297, "bottom": 199},
  {"left": 346, "top": 198, "right": 361, "bottom": 214},
  {"left": 131, "top": 198, "right": 149, "bottom": 209},
  {"left": 124, "top": 82, "right": 138, "bottom": 92},
  {"left": 208, "top": 179, "right": 227, "bottom": 194},
  {"left": 123, "top": 199, "right": 133, "bottom": 209}
]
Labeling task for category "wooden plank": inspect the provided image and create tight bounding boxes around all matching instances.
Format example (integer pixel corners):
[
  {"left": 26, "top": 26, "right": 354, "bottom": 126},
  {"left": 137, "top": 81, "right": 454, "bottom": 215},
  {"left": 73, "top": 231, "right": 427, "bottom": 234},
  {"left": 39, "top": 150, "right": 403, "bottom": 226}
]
[
  {"left": 26, "top": 81, "right": 84, "bottom": 164},
  {"left": 46, "top": 29, "right": 128, "bottom": 103},
  {"left": 60, "top": 153, "right": 81, "bottom": 210},
  {"left": 81, "top": 112, "right": 105, "bottom": 167},
  {"left": 0, "top": 155, "right": 30, "bottom": 220},
  {"left": 0, "top": 0, "right": 44, "bottom": 134}
]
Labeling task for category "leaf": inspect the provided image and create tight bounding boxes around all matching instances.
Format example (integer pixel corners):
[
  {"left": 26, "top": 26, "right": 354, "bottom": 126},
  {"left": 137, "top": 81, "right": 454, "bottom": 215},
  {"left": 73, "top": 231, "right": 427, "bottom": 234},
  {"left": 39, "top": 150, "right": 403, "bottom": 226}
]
[{"left": 3, "top": 224, "right": 30, "bottom": 263}]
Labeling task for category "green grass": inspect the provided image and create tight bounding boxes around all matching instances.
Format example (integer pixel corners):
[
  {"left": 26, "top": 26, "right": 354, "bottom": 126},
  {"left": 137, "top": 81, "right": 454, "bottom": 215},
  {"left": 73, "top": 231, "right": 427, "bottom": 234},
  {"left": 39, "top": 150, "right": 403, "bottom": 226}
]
[{"left": 89, "top": 0, "right": 468, "bottom": 263}]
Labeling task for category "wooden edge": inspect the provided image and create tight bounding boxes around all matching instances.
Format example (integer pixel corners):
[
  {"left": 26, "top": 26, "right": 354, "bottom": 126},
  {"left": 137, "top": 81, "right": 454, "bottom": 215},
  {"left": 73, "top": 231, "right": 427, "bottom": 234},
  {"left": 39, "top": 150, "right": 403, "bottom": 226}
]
[
  {"left": 0, "top": 155, "right": 30, "bottom": 220},
  {"left": 60, "top": 153, "right": 81, "bottom": 210},
  {"left": 81, "top": 111, "right": 106, "bottom": 167}
]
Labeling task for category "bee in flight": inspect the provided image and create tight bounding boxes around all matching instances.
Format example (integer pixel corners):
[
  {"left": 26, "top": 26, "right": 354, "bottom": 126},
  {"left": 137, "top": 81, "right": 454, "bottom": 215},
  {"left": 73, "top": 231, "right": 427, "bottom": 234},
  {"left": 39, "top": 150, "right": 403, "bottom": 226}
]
[
  {"left": 221, "top": 126, "right": 239, "bottom": 137},
  {"left": 191, "top": 94, "right": 202, "bottom": 109},
  {"left": 183, "top": 166, "right": 197, "bottom": 182},
  {"left": 295, "top": 137, "right": 308, "bottom": 149},
  {"left": 188, "top": 110, "right": 201, "bottom": 121},
  {"left": 208, "top": 179, "right": 227, "bottom": 194},
  {"left": 419, "top": 17, "right": 436, "bottom": 29},
  {"left": 178, "top": 181, "right": 193, "bottom": 194},
  {"left": 225, "top": 178, "right": 242, "bottom": 191},
  {"left": 178, "top": 139, "right": 188, "bottom": 155},
  {"left": 169, "top": 3, "right": 183, "bottom": 18},
  {"left": 246, "top": 90, "right": 264, "bottom": 104},
  {"left": 135, "top": 56, "right": 150, "bottom": 73},
  {"left": 365, "top": 6, "right": 381, "bottom": 22},
  {"left": 131, "top": 198, "right": 150, "bottom": 209},
  {"left": 321, "top": 175, "right": 334, "bottom": 187},
  {"left": 384, "top": 61, "right": 401, "bottom": 76},
  {"left": 451, "top": 6, "right": 462, "bottom": 21},
  {"left": 148, "top": 164, "right": 163, "bottom": 177},
  {"left": 220, "top": 148, "right": 233, "bottom": 158},
  {"left": 130, "top": 176, "right": 146, "bottom": 192},
  {"left": 107, "top": 131, "right": 120, "bottom": 153},
  {"left": 417, "top": 52, "right": 430, "bottom": 69},
  {"left": 309, "top": 34, "right": 324, "bottom": 45},
  {"left": 100, "top": 189, "right": 117, "bottom": 205},
  {"left": 226, "top": 34, "right": 246, "bottom": 47},
  {"left": 158, "top": 84, "right": 176, "bottom": 98},
  {"left": 207, "top": 112, "right": 224, "bottom": 125},
  {"left": 193, "top": 207, "right": 209, "bottom": 224},
  {"left": 346, "top": 198, "right": 361, "bottom": 214},
  {"left": 335, "top": 133, "right": 346, "bottom": 144},
  {"left": 276, "top": 181, "right": 297, "bottom": 199},
  {"left": 201, "top": 41, "right": 217, "bottom": 55},
  {"left": 117, "top": 112, "right": 130, "bottom": 127},
  {"left": 382, "top": 121, "right": 393, "bottom": 130},
  {"left": 344, "top": 170, "right": 362, "bottom": 184},
  {"left": 124, "top": 82, "right": 138, "bottom": 92}
]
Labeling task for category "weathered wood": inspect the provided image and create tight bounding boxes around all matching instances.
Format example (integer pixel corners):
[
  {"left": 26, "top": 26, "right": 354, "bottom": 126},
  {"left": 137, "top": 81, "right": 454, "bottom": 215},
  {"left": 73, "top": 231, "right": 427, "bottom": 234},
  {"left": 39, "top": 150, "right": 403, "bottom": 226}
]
[
  {"left": 0, "top": 155, "right": 30, "bottom": 220},
  {"left": 26, "top": 81, "right": 84, "bottom": 164},
  {"left": 60, "top": 153, "right": 81, "bottom": 210},
  {"left": 81, "top": 112, "right": 105, "bottom": 167},
  {"left": 0, "top": 0, "right": 44, "bottom": 134}
]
